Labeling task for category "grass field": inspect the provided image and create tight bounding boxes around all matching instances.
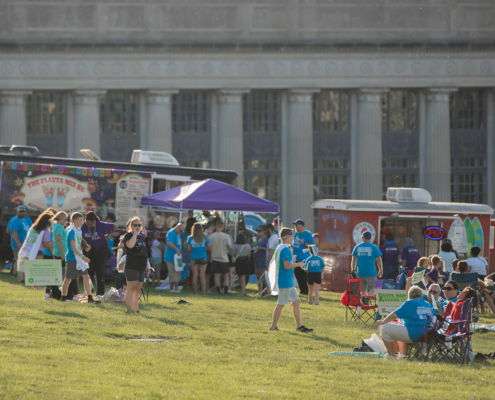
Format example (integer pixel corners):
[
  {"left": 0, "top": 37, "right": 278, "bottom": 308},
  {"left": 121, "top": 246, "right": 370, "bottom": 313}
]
[{"left": 1, "top": 271, "right": 495, "bottom": 399}]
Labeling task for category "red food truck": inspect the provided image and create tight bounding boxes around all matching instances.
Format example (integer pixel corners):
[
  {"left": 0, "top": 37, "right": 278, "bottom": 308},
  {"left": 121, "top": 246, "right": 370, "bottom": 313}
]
[{"left": 313, "top": 188, "right": 494, "bottom": 292}]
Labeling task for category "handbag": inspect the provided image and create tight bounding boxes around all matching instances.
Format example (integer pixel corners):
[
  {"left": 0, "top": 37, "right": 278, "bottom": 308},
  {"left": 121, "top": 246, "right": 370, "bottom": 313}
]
[{"left": 232, "top": 244, "right": 247, "bottom": 263}]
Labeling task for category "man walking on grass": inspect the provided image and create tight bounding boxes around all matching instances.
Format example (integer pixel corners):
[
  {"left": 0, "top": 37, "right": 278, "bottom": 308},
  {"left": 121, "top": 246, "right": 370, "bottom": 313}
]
[
  {"left": 209, "top": 220, "right": 233, "bottom": 294},
  {"left": 269, "top": 227, "right": 313, "bottom": 333},
  {"left": 351, "top": 231, "right": 383, "bottom": 296}
]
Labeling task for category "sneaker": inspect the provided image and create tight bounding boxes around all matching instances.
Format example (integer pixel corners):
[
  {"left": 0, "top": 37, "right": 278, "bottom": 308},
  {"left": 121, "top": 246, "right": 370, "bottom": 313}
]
[
  {"left": 43, "top": 294, "right": 50, "bottom": 300},
  {"left": 269, "top": 327, "right": 279, "bottom": 331},
  {"left": 88, "top": 297, "right": 101, "bottom": 304},
  {"left": 260, "top": 287, "right": 270, "bottom": 297},
  {"left": 315, "top": 303, "right": 319, "bottom": 306},
  {"left": 308, "top": 302, "right": 313, "bottom": 305},
  {"left": 227, "top": 289, "right": 232, "bottom": 294},
  {"left": 383, "top": 355, "right": 397, "bottom": 360},
  {"left": 296, "top": 325, "right": 314, "bottom": 333}
]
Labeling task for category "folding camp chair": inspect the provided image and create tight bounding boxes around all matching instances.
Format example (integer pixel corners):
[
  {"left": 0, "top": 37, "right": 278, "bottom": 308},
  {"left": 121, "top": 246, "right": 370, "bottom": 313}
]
[
  {"left": 426, "top": 298, "right": 474, "bottom": 364},
  {"left": 450, "top": 273, "right": 478, "bottom": 290},
  {"left": 343, "top": 278, "right": 378, "bottom": 325}
]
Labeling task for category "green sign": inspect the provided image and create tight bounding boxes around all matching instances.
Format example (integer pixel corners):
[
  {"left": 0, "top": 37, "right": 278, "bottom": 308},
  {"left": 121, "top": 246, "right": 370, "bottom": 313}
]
[
  {"left": 375, "top": 289, "right": 408, "bottom": 315},
  {"left": 24, "top": 260, "right": 63, "bottom": 286}
]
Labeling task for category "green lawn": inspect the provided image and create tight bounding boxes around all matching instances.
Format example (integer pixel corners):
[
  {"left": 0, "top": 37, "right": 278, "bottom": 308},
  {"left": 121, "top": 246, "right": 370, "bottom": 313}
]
[{"left": 1, "top": 271, "right": 494, "bottom": 399}]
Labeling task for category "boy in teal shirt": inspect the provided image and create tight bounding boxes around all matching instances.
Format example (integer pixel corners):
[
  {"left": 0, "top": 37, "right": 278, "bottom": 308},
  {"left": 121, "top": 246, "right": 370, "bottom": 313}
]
[{"left": 269, "top": 227, "right": 313, "bottom": 333}]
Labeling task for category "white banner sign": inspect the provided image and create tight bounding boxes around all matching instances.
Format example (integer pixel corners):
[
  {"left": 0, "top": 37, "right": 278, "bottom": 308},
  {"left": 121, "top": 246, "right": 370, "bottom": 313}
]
[
  {"left": 22, "top": 174, "right": 90, "bottom": 213},
  {"left": 375, "top": 289, "right": 408, "bottom": 315}
]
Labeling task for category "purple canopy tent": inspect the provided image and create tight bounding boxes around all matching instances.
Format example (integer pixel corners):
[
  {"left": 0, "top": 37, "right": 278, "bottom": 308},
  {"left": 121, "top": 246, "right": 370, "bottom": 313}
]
[{"left": 140, "top": 179, "right": 279, "bottom": 213}]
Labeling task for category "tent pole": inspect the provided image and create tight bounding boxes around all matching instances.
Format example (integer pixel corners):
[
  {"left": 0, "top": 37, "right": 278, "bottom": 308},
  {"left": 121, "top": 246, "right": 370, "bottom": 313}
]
[
  {"left": 234, "top": 212, "right": 238, "bottom": 239},
  {"left": 179, "top": 201, "right": 183, "bottom": 223}
]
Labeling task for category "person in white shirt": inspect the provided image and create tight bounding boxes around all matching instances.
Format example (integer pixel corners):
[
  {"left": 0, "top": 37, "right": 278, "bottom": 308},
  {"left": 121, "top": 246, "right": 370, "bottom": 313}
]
[
  {"left": 265, "top": 224, "right": 280, "bottom": 268},
  {"left": 466, "top": 246, "right": 489, "bottom": 279},
  {"left": 150, "top": 231, "right": 165, "bottom": 286},
  {"left": 437, "top": 241, "right": 457, "bottom": 273}
]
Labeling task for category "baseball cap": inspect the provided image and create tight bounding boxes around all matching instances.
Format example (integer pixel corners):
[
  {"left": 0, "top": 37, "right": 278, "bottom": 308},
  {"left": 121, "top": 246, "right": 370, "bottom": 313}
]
[
  {"left": 292, "top": 219, "right": 305, "bottom": 226},
  {"left": 17, "top": 205, "right": 27, "bottom": 212},
  {"left": 362, "top": 231, "right": 372, "bottom": 239}
]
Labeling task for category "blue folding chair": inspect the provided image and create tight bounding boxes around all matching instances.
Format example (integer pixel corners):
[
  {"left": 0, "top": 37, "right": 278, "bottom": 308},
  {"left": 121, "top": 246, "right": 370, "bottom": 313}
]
[{"left": 450, "top": 273, "right": 478, "bottom": 291}]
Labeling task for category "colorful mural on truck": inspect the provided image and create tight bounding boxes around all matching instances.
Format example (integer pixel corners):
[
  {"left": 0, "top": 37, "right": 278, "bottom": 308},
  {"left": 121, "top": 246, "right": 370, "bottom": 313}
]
[
  {"left": 0, "top": 161, "right": 152, "bottom": 226},
  {"left": 447, "top": 216, "right": 484, "bottom": 258}
]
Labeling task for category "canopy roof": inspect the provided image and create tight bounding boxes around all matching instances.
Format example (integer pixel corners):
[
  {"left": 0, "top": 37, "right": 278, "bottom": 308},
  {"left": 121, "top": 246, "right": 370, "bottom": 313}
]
[{"left": 140, "top": 179, "right": 279, "bottom": 213}]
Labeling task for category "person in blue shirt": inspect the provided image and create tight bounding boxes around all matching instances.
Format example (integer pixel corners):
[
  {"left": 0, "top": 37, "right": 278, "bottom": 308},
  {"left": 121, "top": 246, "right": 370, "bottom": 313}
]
[
  {"left": 380, "top": 233, "right": 400, "bottom": 280},
  {"left": 405, "top": 276, "right": 445, "bottom": 317},
  {"left": 305, "top": 245, "right": 324, "bottom": 306},
  {"left": 351, "top": 231, "right": 383, "bottom": 296},
  {"left": 292, "top": 219, "right": 315, "bottom": 295},
  {"left": 401, "top": 237, "right": 421, "bottom": 277},
  {"left": 269, "top": 227, "right": 313, "bottom": 333},
  {"left": 9, "top": 205, "right": 33, "bottom": 281},
  {"left": 165, "top": 223, "right": 184, "bottom": 293},
  {"left": 376, "top": 286, "right": 433, "bottom": 359},
  {"left": 187, "top": 223, "right": 211, "bottom": 295}
]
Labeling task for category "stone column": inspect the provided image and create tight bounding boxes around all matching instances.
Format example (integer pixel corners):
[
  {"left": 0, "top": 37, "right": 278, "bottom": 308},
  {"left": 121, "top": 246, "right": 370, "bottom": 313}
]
[
  {"left": 217, "top": 90, "right": 248, "bottom": 187},
  {"left": 486, "top": 89, "right": 495, "bottom": 208},
  {"left": 146, "top": 90, "right": 177, "bottom": 153},
  {"left": 286, "top": 89, "right": 318, "bottom": 233},
  {"left": 73, "top": 90, "right": 105, "bottom": 157},
  {"left": 424, "top": 88, "right": 456, "bottom": 202},
  {"left": 355, "top": 89, "right": 387, "bottom": 200},
  {"left": 0, "top": 91, "right": 31, "bottom": 146}
]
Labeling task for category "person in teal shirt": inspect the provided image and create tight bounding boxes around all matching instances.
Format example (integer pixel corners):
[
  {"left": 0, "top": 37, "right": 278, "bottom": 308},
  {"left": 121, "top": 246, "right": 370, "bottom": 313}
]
[
  {"left": 269, "top": 227, "right": 313, "bottom": 333},
  {"left": 305, "top": 245, "right": 324, "bottom": 306},
  {"left": 291, "top": 219, "right": 315, "bottom": 295},
  {"left": 351, "top": 231, "right": 383, "bottom": 296},
  {"left": 376, "top": 286, "right": 432, "bottom": 359},
  {"left": 9, "top": 205, "right": 33, "bottom": 280},
  {"left": 165, "top": 223, "right": 184, "bottom": 293}
]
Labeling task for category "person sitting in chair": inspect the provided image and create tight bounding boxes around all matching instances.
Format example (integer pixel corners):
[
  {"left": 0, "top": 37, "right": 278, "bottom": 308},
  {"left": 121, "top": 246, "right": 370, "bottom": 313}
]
[
  {"left": 455, "top": 260, "right": 495, "bottom": 313},
  {"left": 376, "top": 286, "right": 432, "bottom": 359}
]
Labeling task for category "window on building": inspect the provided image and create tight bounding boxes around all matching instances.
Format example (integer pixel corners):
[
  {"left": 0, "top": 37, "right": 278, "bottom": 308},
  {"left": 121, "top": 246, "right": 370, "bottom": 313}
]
[
  {"left": 99, "top": 92, "right": 138, "bottom": 134},
  {"left": 450, "top": 90, "right": 487, "bottom": 203},
  {"left": 313, "top": 90, "right": 350, "bottom": 230},
  {"left": 99, "top": 91, "right": 139, "bottom": 161},
  {"left": 26, "top": 91, "right": 67, "bottom": 157},
  {"left": 172, "top": 91, "right": 209, "bottom": 134},
  {"left": 381, "top": 90, "right": 419, "bottom": 199},
  {"left": 243, "top": 91, "right": 281, "bottom": 205},
  {"left": 172, "top": 91, "right": 211, "bottom": 166}
]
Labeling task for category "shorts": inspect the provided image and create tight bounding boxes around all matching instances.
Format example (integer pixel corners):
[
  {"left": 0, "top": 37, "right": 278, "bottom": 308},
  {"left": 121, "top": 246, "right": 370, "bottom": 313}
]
[
  {"left": 307, "top": 272, "right": 322, "bottom": 285},
  {"left": 228, "top": 254, "right": 234, "bottom": 267},
  {"left": 166, "top": 261, "right": 181, "bottom": 283},
  {"left": 478, "top": 274, "right": 487, "bottom": 281},
  {"left": 234, "top": 258, "right": 250, "bottom": 276},
  {"left": 13, "top": 249, "right": 19, "bottom": 262},
  {"left": 37, "top": 250, "right": 43, "bottom": 257},
  {"left": 190, "top": 258, "right": 208, "bottom": 265},
  {"left": 360, "top": 276, "right": 376, "bottom": 292},
  {"left": 380, "top": 323, "right": 414, "bottom": 343},
  {"left": 254, "top": 258, "right": 266, "bottom": 270},
  {"left": 65, "top": 260, "right": 89, "bottom": 280},
  {"left": 151, "top": 257, "right": 162, "bottom": 265},
  {"left": 211, "top": 260, "right": 230, "bottom": 275},
  {"left": 277, "top": 287, "right": 300, "bottom": 306},
  {"left": 125, "top": 269, "right": 145, "bottom": 283}
]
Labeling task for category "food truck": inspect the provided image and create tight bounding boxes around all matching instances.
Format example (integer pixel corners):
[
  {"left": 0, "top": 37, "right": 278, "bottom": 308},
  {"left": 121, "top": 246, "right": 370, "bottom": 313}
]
[
  {"left": 0, "top": 146, "right": 237, "bottom": 263},
  {"left": 313, "top": 188, "right": 494, "bottom": 292}
]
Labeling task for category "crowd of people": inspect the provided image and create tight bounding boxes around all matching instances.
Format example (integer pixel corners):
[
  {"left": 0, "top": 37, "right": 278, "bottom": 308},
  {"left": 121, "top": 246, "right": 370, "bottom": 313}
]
[
  {"left": 6, "top": 205, "right": 323, "bottom": 329},
  {"left": 351, "top": 229, "right": 495, "bottom": 359}
]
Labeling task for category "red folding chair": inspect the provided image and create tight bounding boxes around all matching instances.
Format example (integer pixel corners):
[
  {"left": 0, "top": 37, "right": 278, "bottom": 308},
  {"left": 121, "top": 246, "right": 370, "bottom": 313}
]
[{"left": 341, "top": 278, "right": 378, "bottom": 325}]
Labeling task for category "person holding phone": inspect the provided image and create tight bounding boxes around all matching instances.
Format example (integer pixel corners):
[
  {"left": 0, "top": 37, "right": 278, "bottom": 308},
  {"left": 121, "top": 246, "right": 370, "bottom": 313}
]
[{"left": 123, "top": 217, "right": 149, "bottom": 313}]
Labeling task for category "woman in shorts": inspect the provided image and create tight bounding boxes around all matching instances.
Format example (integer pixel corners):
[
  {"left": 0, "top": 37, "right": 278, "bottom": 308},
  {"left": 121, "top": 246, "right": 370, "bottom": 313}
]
[
  {"left": 123, "top": 217, "right": 149, "bottom": 313},
  {"left": 304, "top": 245, "right": 324, "bottom": 306},
  {"left": 187, "top": 223, "right": 211, "bottom": 295},
  {"left": 150, "top": 230, "right": 165, "bottom": 286}
]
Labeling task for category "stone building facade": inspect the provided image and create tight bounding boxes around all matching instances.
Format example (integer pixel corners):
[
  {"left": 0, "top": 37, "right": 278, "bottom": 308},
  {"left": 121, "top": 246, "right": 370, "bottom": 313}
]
[{"left": 0, "top": 0, "right": 494, "bottom": 231}]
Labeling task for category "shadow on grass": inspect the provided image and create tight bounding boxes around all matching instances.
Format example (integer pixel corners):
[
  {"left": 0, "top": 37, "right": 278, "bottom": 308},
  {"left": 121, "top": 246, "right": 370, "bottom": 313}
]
[
  {"left": 287, "top": 332, "right": 347, "bottom": 347},
  {"left": 157, "top": 317, "right": 198, "bottom": 330},
  {"left": 45, "top": 310, "right": 88, "bottom": 319}
]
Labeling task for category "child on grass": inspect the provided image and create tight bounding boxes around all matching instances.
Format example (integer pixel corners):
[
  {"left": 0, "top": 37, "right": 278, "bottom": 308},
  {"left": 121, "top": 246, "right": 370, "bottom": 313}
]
[
  {"left": 425, "top": 255, "right": 441, "bottom": 290},
  {"left": 269, "top": 227, "right": 313, "bottom": 333},
  {"left": 60, "top": 213, "right": 100, "bottom": 303},
  {"left": 305, "top": 245, "right": 324, "bottom": 306}
]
